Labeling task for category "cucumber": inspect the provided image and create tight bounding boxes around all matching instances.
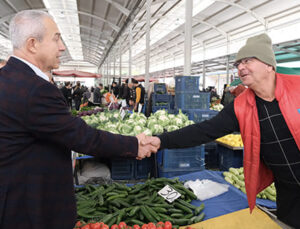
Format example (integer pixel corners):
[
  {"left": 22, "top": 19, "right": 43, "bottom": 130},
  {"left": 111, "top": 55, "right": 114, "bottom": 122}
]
[
  {"left": 174, "top": 202, "right": 193, "bottom": 214},
  {"left": 194, "top": 212, "right": 205, "bottom": 223},
  {"left": 140, "top": 205, "right": 156, "bottom": 222},
  {"left": 177, "top": 199, "right": 197, "bottom": 210},
  {"left": 194, "top": 203, "right": 205, "bottom": 215},
  {"left": 145, "top": 205, "right": 160, "bottom": 222},
  {"left": 128, "top": 206, "right": 140, "bottom": 217}
]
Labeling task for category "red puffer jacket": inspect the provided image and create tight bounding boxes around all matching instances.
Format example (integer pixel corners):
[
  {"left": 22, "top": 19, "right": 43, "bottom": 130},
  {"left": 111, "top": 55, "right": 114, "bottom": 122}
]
[{"left": 234, "top": 73, "right": 300, "bottom": 211}]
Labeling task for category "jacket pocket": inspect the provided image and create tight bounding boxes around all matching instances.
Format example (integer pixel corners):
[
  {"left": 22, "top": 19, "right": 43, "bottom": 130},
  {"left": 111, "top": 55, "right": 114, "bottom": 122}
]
[{"left": 0, "top": 185, "right": 7, "bottom": 225}]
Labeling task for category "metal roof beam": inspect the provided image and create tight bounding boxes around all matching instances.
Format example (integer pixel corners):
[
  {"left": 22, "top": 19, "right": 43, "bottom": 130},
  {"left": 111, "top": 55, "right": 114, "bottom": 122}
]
[
  {"left": 216, "top": 0, "right": 266, "bottom": 28},
  {"left": 104, "top": 0, "right": 130, "bottom": 16}
]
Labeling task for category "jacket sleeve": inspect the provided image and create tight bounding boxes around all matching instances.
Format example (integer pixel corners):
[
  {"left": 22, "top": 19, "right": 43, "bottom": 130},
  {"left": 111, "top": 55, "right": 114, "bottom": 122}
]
[
  {"left": 25, "top": 83, "right": 138, "bottom": 158},
  {"left": 158, "top": 102, "right": 240, "bottom": 149}
]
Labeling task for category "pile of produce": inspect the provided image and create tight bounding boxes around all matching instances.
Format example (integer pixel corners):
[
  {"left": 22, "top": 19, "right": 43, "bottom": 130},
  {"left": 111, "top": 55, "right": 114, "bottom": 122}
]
[
  {"left": 216, "top": 134, "right": 243, "bottom": 147},
  {"left": 74, "top": 220, "right": 191, "bottom": 229},
  {"left": 210, "top": 103, "right": 223, "bottom": 111},
  {"left": 223, "top": 167, "right": 276, "bottom": 201},
  {"left": 75, "top": 177, "right": 205, "bottom": 227},
  {"left": 80, "top": 109, "right": 194, "bottom": 136}
]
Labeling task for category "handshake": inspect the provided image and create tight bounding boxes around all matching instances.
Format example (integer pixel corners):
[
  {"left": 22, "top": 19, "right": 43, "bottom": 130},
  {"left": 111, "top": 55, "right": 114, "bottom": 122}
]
[{"left": 136, "top": 133, "right": 161, "bottom": 160}]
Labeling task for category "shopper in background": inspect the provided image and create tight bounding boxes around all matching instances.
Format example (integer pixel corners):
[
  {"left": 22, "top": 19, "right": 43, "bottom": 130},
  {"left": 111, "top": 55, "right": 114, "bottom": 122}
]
[
  {"left": 93, "top": 83, "right": 103, "bottom": 105},
  {"left": 73, "top": 81, "right": 83, "bottom": 110},
  {"left": 111, "top": 81, "right": 119, "bottom": 98},
  {"left": 61, "top": 81, "right": 73, "bottom": 109},
  {"left": 132, "top": 79, "right": 145, "bottom": 112},
  {"left": 0, "top": 10, "right": 157, "bottom": 229},
  {"left": 146, "top": 33, "right": 300, "bottom": 228}
]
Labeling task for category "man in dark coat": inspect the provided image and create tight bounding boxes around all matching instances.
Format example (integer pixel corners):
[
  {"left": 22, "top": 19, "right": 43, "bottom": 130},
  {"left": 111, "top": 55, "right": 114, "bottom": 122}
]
[
  {"left": 93, "top": 83, "right": 103, "bottom": 104},
  {"left": 60, "top": 81, "right": 73, "bottom": 108},
  {"left": 0, "top": 10, "right": 157, "bottom": 229}
]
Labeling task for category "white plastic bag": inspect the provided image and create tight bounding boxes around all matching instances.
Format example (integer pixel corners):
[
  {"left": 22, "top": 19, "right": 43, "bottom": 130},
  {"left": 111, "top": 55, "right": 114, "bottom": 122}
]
[{"left": 184, "top": 179, "right": 229, "bottom": 201}]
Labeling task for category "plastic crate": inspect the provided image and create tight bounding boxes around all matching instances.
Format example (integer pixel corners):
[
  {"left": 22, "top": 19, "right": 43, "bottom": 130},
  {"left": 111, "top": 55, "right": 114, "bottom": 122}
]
[
  {"left": 181, "top": 109, "right": 218, "bottom": 123},
  {"left": 157, "top": 146, "right": 205, "bottom": 170},
  {"left": 152, "top": 105, "right": 170, "bottom": 113},
  {"left": 135, "top": 156, "right": 154, "bottom": 179},
  {"left": 218, "top": 145, "right": 243, "bottom": 171},
  {"left": 175, "top": 76, "right": 199, "bottom": 93},
  {"left": 157, "top": 166, "right": 205, "bottom": 178},
  {"left": 152, "top": 94, "right": 172, "bottom": 105},
  {"left": 170, "top": 95, "right": 175, "bottom": 110},
  {"left": 175, "top": 92, "right": 210, "bottom": 110},
  {"left": 154, "top": 83, "right": 167, "bottom": 94},
  {"left": 111, "top": 159, "right": 135, "bottom": 180},
  {"left": 204, "top": 143, "right": 219, "bottom": 169}
]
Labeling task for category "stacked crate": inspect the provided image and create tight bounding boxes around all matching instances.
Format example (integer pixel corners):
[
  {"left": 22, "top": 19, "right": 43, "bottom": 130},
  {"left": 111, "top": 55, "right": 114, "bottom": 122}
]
[
  {"left": 152, "top": 83, "right": 172, "bottom": 113},
  {"left": 174, "top": 76, "right": 219, "bottom": 170},
  {"left": 156, "top": 146, "right": 205, "bottom": 178}
]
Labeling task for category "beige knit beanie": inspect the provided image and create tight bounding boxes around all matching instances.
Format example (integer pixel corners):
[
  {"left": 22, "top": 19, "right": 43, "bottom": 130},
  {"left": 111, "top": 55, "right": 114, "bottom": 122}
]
[{"left": 235, "top": 33, "right": 276, "bottom": 70}]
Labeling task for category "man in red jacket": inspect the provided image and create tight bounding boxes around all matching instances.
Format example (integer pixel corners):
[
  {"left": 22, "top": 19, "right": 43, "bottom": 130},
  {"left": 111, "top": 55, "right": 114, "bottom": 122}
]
[{"left": 148, "top": 33, "right": 300, "bottom": 228}]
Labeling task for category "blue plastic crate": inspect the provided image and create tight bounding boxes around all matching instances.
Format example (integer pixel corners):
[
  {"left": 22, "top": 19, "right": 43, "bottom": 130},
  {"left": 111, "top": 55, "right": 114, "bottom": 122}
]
[
  {"left": 218, "top": 145, "right": 243, "bottom": 171},
  {"left": 181, "top": 109, "right": 218, "bottom": 123},
  {"left": 152, "top": 105, "right": 170, "bottom": 113},
  {"left": 152, "top": 94, "right": 172, "bottom": 105},
  {"left": 157, "top": 146, "right": 205, "bottom": 170},
  {"left": 154, "top": 83, "right": 167, "bottom": 94},
  {"left": 175, "top": 76, "right": 199, "bottom": 93},
  {"left": 170, "top": 95, "right": 175, "bottom": 109},
  {"left": 111, "top": 159, "right": 135, "bottom": 180},
  {"left": 158, "top": 166, "right": 205, "bottom": 178},
  {"left": 175, "top": 92, "right": 210, "bottom": 110},
  {"left": 135, "top": 156, "right": 154, "bottom": 179}
]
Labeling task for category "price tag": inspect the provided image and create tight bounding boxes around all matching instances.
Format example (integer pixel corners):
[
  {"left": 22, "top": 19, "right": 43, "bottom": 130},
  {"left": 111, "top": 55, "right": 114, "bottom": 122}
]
[
  {"left": 120, "top": 108, "right": 126, "bottom": 120},
  {"left": 158, "top": 185, "right": 181, "bottom": 203}
]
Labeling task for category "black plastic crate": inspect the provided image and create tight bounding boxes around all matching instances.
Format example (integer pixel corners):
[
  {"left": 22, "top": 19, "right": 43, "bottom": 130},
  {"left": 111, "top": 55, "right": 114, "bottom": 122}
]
[
  {"left": 158, "top": 166, "right": 205, "bottom": 178},
  {"left": 156, "top": 146, "right": 205, "bottom": 170},
  {"left": 154, "top": 83, "right": 167, "bottom": 94},
  {"left": 135, "top": 156, "right": 154, "bottom": 179},
  {"left": 175, "top": 76, "right": 199, "bottom": 93},
  {"left": 175, "top": 92, "right": 210, "bottom": 110},
  {"left": 152, "top": 94, "right": 172, "bottom": 106},
  {"left": 218, "top": 145, "right": 243, "bottom": 171},
  {"left": 111, "top": 159, "right": 135, "bottom": 180},
  {"left": 181, "top": 109, "right": 218, "bottom": 123},
  {"left": 152, "top": 105, "right": 170, "bottom": 113},
  {"left": 204, "top": 143, "right": 219, "bottom": 169}
]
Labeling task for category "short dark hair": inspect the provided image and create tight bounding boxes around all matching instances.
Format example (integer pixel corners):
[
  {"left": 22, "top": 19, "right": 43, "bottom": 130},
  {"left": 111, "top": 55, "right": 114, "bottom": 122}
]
[
  {"left": 132, "top": 79, "right": 138, "bottom": 84},
  {"left": 99, "top": 83, "right": 103, "bottom": 87},
  {"left": 64, "top": 81, "right": 70, "bottom": 86}
]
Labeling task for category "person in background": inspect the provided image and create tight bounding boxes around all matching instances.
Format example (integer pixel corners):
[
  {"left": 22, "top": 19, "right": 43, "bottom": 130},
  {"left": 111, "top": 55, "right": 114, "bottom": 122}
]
[
  {"left": 132, "top": 79, "right": 145, "bottom": 112},
  {"left": 73, "top": 81, "right": 83, "bottom": 110},
  {"left": 220, "top": 84, "right": 235, "bottom": 106},
  {"left": 111, "top": 81, "right": 119, "bottom": 98},
  {"left": 93, "top": 83, "right": 103, "bottom": 105},
  {"left": 60, "top": 81, "right": 73, "bottom": 109},
  {"left": 0, "top": 10, "right": 157, "bottom": 229},
  {"left": 145, "top": 33, "right": 300, "bottom": 228}
]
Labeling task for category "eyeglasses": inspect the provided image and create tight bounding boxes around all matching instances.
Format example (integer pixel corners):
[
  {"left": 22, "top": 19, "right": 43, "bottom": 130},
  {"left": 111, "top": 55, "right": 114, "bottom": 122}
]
[{"left": 233, "top": 57, "right": 256, "bottom": 68}]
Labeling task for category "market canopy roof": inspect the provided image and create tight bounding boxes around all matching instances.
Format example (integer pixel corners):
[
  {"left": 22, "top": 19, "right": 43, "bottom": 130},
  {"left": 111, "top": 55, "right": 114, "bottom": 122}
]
[{"left": 52, "top": 70, "right": 101, "bottom": 78}]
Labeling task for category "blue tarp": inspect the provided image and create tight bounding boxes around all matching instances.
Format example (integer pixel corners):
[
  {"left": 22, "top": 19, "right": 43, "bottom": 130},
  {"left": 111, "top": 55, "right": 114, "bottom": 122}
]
[{"left": 174, "top": 170, "right": 276, "bottom": 221}]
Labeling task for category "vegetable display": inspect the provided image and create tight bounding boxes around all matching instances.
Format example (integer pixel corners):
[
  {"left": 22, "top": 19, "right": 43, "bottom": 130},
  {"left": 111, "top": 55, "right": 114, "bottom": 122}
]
[
  {"left": 75, "top": 177, "right": 205, "bottom": 227},
  {"left": 223, "top": 167, "right": 276, "bottom": 201},
  {"left": 80, "top": 109, "right": 194, "bottom": 136}
]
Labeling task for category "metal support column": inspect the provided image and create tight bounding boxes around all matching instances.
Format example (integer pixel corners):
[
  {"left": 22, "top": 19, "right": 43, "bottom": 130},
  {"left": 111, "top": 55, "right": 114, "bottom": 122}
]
[
  {"left": 129, "top": 23, "right": 132, "bottom": 82},
  {"left": 184, "top": 0, "right": 193, "bottom": 76},
  {"left": 145, "top": 0, "right": 152, "bottom": 92},
  {"left": 119, "top": 42, "right": 122, "bottom": 84}
]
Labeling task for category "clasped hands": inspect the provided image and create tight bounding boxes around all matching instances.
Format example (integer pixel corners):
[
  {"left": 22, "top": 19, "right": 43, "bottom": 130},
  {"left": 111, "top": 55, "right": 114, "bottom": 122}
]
[{"left": 136, "top": 133, "right": 161, "bottom": 160}]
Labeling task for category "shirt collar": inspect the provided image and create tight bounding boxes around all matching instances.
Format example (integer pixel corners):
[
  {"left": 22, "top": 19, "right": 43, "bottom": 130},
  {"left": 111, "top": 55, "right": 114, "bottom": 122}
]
[{"left": 12, "top": 55, "right": 50, "bottom": 82}]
